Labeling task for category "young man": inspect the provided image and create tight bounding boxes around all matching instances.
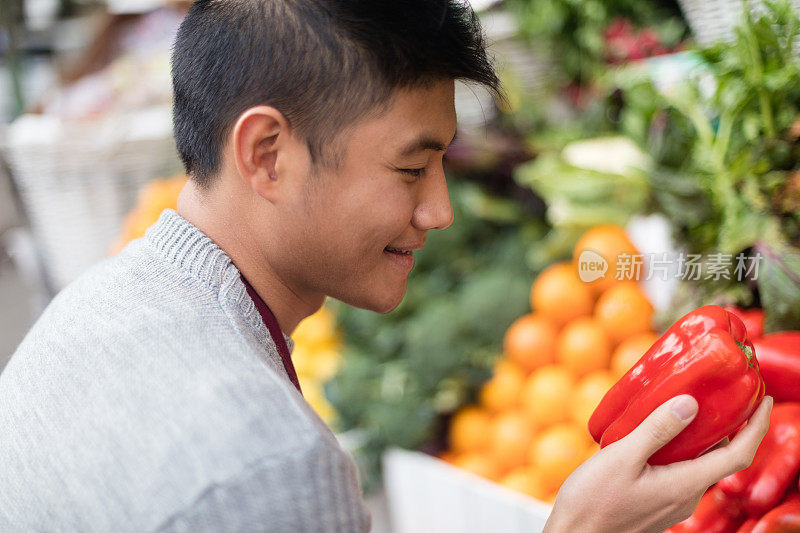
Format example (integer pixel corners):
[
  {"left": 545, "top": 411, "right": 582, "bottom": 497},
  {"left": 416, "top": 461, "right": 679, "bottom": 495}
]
[{"left": 0, "top": 0, "right": 771, "bottom": 531}]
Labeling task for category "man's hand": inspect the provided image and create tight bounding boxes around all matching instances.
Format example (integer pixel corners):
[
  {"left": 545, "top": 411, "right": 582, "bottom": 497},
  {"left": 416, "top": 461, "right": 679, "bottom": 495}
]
[{"left": 543, "top": 394, "right": 773, "bottom": 533}]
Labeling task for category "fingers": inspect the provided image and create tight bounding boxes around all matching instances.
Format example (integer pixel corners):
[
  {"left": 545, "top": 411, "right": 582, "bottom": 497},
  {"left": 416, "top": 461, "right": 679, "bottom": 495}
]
[
  {"left": 675, "top": 395, "right": 773, "bottom": 486},
  {"left": 619, "top": 395, "right": 699, "bottom": 464}
]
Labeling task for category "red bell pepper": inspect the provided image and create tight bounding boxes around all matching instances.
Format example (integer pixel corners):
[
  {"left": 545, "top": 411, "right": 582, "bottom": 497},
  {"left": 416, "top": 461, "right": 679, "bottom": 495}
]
[
  {"left": 666, "top": 486, "right": 746, "bottom": 533},
  {"left": 752, "top": 333, "right": 800, "bottom": 402},
  {"left": 725, "top": 307, "right": 765, "bottom": 339},
  {"left": 718, "top": 403, "right": 800, "bottom": 516},
  {"left": 589, "top": 305, "right": 765, "bottom": 465},
  {"left": 737, "top": 519, "right": 759, "bottom": 533},
  {"left": 749, "top": 494, "right": 800, "bottom": 533}
]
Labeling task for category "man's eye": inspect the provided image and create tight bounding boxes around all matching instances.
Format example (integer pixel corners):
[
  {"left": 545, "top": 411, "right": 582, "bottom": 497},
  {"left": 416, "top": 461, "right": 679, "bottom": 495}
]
[{"left": 399, "top": 168, "right": 424, "bottom": 179}]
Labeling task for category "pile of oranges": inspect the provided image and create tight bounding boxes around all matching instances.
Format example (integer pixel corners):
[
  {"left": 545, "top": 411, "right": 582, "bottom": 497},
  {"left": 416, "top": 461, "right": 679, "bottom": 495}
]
[{"left": 441, "top": 225, "right": 658, "bottom": 504}]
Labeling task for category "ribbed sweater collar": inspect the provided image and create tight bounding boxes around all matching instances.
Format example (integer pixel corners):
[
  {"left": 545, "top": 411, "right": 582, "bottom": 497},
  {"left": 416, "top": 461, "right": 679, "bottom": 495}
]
[{"left": 144, "top": 208, "right": 295, "bottom": 353}]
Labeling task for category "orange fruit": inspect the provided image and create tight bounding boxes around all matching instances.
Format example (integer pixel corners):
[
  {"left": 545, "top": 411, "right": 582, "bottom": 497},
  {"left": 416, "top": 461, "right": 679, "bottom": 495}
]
[
  {"left": 555, "top": 318, "right": 612, "bottom": 377},
  {"left": 594, "top": 282, "right": 654, "bottom": 345},
  {"left": 530, "top": 262, "right": 594, "bottom": 327},
  {"left": 611, "top": 331, "right": 659, "bottom": 379},
  {"left": 488, "top": 410, "right": 536, "bottom": 471},
  {"left": 495, "top": 357, "right": 530, "bottom": 377},
  {"left": 449, "top": 406, "right": 492, "bottom": 454},
  {"left": 503, "top": 314, "right": 558, "bottom": 371},
  {"left": 569, "top": 370, "right": 616, "bottom": 428},
  {"left": 479, "top": 359, "right": 527, "bottom": 412},
  {"left": 499, "top": 467, "right": 550, "bottom": 500},
  {"left": 452, "top": 452, "right": 503, "bottom": 481},
  {"left": 528, "top": 423, "right": 590, "bottom": 492},
  {"left": 573, "top": 225, "right": 640, "bottom": 295},
  {"left": 521, "top": 365, "right": 575, "bottom": 426}
]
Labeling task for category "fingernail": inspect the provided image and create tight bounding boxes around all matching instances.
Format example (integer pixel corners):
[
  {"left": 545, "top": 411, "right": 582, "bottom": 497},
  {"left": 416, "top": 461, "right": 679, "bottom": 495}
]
[{"left": 672, "top": 396, "right": 698, "bottom": 421}]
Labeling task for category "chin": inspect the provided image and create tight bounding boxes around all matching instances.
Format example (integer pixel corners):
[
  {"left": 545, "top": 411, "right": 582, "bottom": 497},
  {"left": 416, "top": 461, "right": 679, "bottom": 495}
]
[
  {"left": 337, "top": 283, "right": 406, "bottom": 314},
  {"left": 375, "top": 279, "right": 408, "bottom": 313},
  {"left": 360, "top": 291, "right": 405, "bottom": 314},
  {"left": 374, "top": 295, "right": 404, "bottom": 314}
]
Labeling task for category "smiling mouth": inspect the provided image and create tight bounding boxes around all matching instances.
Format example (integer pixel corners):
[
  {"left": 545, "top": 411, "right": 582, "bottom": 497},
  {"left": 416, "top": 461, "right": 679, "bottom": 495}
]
[
  {"left": 383, "top": 246, "right": 416, "bottom": 271},
  {"left": 384, "top": 246, "right": 413, "bottom": 255}
]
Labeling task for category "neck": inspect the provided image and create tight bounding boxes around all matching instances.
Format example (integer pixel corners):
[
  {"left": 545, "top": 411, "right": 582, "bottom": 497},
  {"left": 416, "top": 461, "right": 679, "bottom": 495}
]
[{"left": 176, "top": 178, "right": 324, "bottom": 335}]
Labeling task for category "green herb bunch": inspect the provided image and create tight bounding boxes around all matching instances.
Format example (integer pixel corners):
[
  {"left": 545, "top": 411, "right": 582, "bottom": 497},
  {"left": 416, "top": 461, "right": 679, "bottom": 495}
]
[{"left": 612, "top": 1, "right": 800, "bottom": 330}]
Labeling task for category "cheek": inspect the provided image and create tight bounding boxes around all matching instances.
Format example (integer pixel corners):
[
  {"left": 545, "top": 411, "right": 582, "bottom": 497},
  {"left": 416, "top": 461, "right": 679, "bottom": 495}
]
[
  {"left": 332, "top": 183, "right": 415, "bottom": 246},
  {"left": 295, "top": 176, "right": 417, "bottom": 277},
  {"left": 361, "top": 198, "right": 416, "bottom": 262},
  {"left": 365, "top": 182, "right": 416, "bottom": 227},
  {"left": 291, "top": 194, "right": 368, "bottom": 271}
]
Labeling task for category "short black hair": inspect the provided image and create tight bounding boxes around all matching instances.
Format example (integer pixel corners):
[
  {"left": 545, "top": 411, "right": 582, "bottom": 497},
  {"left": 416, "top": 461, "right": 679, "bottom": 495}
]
[{"left": 171, "top": 0, "right": 502, "bottom": 188}]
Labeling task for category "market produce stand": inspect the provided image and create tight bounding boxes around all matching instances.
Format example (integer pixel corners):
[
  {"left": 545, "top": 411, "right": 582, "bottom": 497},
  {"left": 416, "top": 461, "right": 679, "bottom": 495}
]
[{"left": 4, "top": 0, "right": 800, "bottom": 531}]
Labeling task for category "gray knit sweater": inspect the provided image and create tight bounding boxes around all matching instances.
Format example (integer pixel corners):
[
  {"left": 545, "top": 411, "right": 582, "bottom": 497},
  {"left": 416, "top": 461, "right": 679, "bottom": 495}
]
[{"left": 0, "top": 209, "right": 371, "bottom": 532}]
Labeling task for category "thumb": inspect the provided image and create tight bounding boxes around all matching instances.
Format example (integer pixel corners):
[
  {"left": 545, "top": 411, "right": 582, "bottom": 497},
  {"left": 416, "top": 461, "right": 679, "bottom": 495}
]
[{"left": 622, "top": 395, "right": 699, "bottom": 464}]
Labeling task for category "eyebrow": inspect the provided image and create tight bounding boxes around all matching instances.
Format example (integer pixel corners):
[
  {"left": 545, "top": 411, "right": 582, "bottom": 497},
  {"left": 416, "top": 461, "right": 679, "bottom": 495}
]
[{"left": 399, "top": 131, "right": 458, "bottom": 157}]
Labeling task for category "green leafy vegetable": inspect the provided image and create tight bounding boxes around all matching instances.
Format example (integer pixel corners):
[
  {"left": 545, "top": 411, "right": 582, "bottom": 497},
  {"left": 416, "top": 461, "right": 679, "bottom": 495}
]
[{"left": 608, "top": 1, "right": 800, "bottom": 330}]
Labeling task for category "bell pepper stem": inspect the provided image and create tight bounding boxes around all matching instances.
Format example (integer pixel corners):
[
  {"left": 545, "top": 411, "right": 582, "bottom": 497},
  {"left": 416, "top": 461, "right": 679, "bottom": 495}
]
[{"left": 736, "top": 341, "right": 755, "bottom": 367}]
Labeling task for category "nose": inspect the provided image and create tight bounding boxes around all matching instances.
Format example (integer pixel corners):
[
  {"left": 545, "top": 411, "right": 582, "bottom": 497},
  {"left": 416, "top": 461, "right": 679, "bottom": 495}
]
[{"left": 412, "top": 164, "right": 454, "bottom": 231}]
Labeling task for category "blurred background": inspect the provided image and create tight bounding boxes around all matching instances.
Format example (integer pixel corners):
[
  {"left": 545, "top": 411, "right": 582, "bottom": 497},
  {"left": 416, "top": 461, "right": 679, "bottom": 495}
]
[
  {"left": 2, "top": 0, "right": 800, "bottom": 531},
  {"left": 0, "top": 0, "right": 189, "bottom": 364}
]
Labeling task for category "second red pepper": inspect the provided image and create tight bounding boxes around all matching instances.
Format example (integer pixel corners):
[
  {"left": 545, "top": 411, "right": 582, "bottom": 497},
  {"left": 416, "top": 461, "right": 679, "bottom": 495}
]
[
  {"left": 667, "top": 486, "right": 746, "bottom": 533},
  {"left": 717, "top": 403, "right": 800, "bottom": 517},
  {"left": 752, "top": 333, "right": 800, "bottom": 403},
  {"left": 738, "top": 494, "right": 800, "bottom": 533}
]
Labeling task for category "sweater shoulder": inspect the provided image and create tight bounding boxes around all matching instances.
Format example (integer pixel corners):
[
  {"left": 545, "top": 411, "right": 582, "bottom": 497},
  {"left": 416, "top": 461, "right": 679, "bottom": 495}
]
[
  {"left": 0, "top": 239, "right": 349, "bottom": 530},
  {"left": 12, "top": 238, "right": 244, "bottom": 358}
]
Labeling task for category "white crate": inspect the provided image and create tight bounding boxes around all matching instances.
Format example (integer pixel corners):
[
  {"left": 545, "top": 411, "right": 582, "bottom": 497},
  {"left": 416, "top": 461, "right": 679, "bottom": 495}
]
[
  {"left": 2, "top": 106, "right": 183, "bottom": 291},
  {"left": 383, "top": 449, "right": 552, "bottom": 533}
]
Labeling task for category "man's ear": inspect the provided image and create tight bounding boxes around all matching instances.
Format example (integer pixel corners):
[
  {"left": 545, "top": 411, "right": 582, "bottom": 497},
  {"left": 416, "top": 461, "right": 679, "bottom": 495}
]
[{"left": 230, "top": 105, "right": 289, "bottom": 200}]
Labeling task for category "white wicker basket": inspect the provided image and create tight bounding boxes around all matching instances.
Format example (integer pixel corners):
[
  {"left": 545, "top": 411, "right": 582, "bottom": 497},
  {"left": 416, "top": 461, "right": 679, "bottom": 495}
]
[
  {"left": 678, "top": 0, "right": 800, "bottom": 47},
  {"left": 2, "top": 106, "right": 183, "bottom": 291}
]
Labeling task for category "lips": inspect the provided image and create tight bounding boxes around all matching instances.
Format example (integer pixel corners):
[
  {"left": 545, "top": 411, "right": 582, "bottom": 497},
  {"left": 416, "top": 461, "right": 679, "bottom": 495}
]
[
  {"left": 383, "top": 245, "right": 416, "bottom": 271},
  {"left": 384, "top": 247, "right": 413, "bottom": 255},
  {"left": 384, "top": 241, "right": 424, "bottom": 254}
]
